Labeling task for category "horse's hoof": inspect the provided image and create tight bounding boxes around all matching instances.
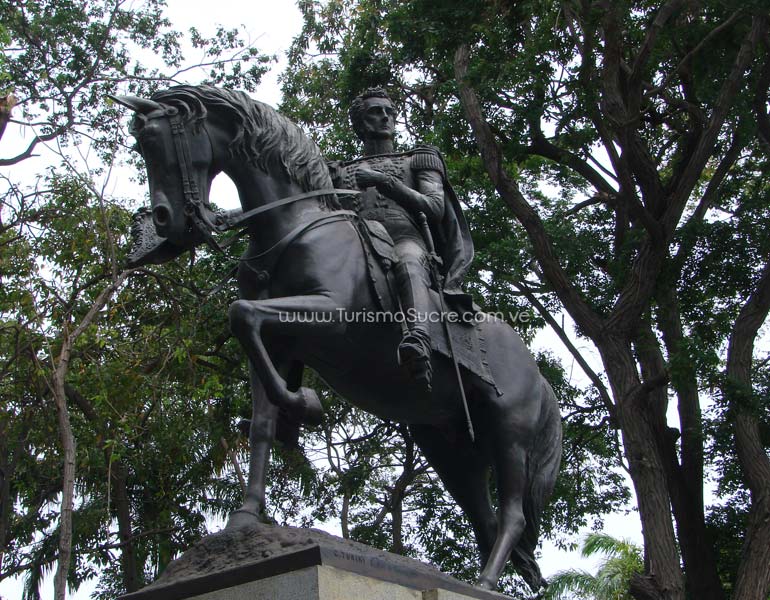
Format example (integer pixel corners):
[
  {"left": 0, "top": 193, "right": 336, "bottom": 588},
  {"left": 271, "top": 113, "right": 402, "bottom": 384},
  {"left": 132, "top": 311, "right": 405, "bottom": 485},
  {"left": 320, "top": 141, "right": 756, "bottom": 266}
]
[
  {"left": 226, "top": 509, "right": 265, "bottom": 529},
  {"left": 295, "top": 387, "right": 323, "bottom": 425},
  {"left": 476, "top": 577, "right": 496, "bottom": 591}
]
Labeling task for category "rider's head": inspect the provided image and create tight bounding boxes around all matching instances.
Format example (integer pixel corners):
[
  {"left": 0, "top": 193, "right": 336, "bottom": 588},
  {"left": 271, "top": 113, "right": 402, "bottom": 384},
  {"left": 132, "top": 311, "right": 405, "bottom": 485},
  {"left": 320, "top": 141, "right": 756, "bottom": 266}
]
[{"left": 350, "top": 87, "right": 396, "bottom": 142}]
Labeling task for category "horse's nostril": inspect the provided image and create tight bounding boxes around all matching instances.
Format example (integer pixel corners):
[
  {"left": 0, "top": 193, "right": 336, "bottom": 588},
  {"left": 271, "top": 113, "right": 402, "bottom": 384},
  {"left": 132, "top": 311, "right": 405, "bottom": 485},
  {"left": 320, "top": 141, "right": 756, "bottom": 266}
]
[{"left": 153, "top": 205, "right": 170, "bottom": 227}]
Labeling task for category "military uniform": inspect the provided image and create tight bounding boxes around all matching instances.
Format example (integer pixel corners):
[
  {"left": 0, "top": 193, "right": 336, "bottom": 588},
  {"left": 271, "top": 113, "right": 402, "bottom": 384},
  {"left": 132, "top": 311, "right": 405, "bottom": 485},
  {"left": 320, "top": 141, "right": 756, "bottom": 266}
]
[{"left": 330, "top": 146, "right": 474, "bottom": 384}]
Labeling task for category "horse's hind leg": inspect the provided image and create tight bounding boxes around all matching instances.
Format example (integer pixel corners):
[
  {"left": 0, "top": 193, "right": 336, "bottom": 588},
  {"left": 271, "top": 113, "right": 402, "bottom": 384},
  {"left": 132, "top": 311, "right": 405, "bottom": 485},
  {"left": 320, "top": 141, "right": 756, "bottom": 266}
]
[
  {"left": 409, "top": 423, "right": 498, "bottom": 567},
  {"left": 477, "top": 436, "right": 529, "bottom": 590},
  {"left": 228, "top": 361, "right": 277, "bottom": 528}
]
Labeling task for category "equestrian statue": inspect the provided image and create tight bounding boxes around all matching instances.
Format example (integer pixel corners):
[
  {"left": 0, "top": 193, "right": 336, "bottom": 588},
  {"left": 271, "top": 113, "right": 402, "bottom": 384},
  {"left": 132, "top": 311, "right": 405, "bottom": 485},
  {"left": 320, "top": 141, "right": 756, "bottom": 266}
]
[{"left": 112, "top": 84, "right": 562, "bottom": 593}]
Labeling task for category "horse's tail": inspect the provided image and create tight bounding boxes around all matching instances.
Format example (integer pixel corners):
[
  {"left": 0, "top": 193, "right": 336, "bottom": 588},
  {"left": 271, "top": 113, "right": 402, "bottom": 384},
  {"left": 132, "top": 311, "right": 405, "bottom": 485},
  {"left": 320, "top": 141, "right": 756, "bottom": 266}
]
[{"left": 511, "top": 377, "right": 563, "bottom": 591}]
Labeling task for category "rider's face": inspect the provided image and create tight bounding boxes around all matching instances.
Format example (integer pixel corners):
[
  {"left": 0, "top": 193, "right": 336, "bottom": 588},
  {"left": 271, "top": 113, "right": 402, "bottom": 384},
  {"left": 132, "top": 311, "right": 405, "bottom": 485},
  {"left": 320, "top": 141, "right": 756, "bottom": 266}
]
[{"left": 361, "top": 97, "right": 396, "bottom": 141}]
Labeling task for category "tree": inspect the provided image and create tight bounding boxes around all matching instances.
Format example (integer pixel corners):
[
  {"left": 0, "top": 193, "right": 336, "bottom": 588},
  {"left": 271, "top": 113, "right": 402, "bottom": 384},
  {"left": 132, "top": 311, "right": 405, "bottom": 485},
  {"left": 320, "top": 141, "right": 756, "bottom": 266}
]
[
  {"left": 0, "top": 0, "right": 269, "bottom": 163},
  {"left": 544, "top": 532, "right": 643, "bottom": 600},
  {"left": 279, "top": 1, "right": 770, "bottom": 598},
  {"left": 0, "top": 167, "right": 253, "bottom": 598},
  {"left": 0, "top": 1, "right": 270, "bottom": 597}
]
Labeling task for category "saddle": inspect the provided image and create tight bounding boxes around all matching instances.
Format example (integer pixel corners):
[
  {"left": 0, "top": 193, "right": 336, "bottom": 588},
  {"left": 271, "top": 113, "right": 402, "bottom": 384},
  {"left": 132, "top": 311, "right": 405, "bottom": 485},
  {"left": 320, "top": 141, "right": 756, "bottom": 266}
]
[{"left": 355, "top": 219, "right": 499, "bottom": 393}]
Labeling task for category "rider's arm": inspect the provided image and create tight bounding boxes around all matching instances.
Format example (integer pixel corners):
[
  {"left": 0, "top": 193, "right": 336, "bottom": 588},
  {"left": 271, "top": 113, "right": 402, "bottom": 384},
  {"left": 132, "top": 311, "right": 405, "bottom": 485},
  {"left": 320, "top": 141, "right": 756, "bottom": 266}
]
[{"left": 379, "top": 169, "right": 445, "bottom": 225}]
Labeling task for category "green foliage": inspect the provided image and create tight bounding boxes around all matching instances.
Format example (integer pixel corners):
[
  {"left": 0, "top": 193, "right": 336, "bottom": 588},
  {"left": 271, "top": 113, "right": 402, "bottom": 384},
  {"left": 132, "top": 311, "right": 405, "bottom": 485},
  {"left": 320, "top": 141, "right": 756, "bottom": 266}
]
[
  {"left": 0, "top": 1, "right": 270, "bottom": 597},
  {"left": 3, "top": 0, "right": 769, "bottom": 598},
  {"left": 544, "top": 532, "right": 643, "bottom": 600},
  {"left": 0, "top": 172, "right": 252, "bottom": 596},
  {"left": 0, "top": 0, "right": 270, "bottom": 164},
  {"left": 280, "top": 0, "right": 770, "bottom": 597}
]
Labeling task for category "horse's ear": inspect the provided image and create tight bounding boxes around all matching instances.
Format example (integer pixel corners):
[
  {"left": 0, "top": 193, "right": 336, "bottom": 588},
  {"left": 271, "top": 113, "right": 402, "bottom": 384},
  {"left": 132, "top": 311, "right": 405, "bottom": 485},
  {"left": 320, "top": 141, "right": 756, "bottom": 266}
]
[{"left": 108, "top": 94, "right": 163, "bottom": 115}]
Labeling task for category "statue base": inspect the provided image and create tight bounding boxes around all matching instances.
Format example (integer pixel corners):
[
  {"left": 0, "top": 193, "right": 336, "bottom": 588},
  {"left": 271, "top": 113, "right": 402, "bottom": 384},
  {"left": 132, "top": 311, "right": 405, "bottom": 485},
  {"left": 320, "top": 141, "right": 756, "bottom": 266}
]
[{"left": 118, "top": 522, "right": 509, "bottom": 600}]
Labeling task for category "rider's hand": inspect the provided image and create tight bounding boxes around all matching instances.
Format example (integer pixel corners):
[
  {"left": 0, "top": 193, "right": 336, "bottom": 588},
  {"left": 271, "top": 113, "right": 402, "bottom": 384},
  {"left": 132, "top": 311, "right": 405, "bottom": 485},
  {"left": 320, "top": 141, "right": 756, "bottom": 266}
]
[{"left": 356, "top": 168, "right": 390, "bottom": 189}]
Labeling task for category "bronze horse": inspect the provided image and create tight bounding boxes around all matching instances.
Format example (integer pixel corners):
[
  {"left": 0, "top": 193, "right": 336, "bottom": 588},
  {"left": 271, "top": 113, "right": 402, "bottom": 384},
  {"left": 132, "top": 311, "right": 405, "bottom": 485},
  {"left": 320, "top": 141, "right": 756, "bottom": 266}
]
[{"left": 114, "top": 85, "right": 561, "bottom": 592}]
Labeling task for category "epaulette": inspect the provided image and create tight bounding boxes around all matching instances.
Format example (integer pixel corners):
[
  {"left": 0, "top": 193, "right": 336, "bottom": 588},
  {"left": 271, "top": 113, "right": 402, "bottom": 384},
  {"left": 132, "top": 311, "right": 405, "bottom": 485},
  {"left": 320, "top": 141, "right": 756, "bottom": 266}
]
[{"left": 410, "top": 145, "right": 445, "bottom": 175}]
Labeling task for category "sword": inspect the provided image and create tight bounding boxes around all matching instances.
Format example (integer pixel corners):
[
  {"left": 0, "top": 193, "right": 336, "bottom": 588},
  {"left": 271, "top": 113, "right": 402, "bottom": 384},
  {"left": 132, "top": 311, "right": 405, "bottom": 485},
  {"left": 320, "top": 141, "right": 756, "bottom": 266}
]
[{"left": 416, "top": 212, "right": 476, "bottom": 443}]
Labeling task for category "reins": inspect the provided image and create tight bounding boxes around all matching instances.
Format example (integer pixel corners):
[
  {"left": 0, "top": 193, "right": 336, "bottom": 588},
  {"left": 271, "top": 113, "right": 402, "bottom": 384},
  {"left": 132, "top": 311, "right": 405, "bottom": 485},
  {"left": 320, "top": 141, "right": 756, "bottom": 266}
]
[
  {"left": 211, "top": 187, "right": 361, "bottom": 251},
  {"left": 204, "top": 208, "right": 360, "bottom": 300},
  {"left": 152, "top": 104, "right": 363, "bottom": 243},
  {"left": 214, "top": 188, "right": 361, "bottom": 231},
  {"left": 235, "top": 210, "right": 358, "bottom": 263}
]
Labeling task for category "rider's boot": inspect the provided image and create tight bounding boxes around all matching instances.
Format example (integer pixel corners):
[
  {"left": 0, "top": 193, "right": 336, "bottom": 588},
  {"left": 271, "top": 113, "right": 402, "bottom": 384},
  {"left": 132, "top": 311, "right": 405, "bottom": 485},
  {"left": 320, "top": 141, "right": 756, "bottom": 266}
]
[{"left": 394, "top": 260, "right": 433, "bottom": 388}]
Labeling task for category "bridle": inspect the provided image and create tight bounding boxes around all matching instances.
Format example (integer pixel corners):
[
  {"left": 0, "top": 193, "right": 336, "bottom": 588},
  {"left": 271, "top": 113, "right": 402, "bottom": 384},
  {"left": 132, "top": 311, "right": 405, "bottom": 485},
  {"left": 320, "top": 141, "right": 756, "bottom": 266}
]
[
  {"left": 163, "top": 107, "right": 224, "bottom": 250},
  {"left": 139, "top": 105, "right": 360, "bottom": 252}
]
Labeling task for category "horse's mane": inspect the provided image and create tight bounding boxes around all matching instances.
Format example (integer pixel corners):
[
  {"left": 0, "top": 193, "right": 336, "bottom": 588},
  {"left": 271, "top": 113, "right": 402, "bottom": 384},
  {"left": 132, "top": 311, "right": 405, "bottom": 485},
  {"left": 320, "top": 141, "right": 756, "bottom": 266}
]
[{"left": 151, "top": 85, "right": 338, "bottom": 209}]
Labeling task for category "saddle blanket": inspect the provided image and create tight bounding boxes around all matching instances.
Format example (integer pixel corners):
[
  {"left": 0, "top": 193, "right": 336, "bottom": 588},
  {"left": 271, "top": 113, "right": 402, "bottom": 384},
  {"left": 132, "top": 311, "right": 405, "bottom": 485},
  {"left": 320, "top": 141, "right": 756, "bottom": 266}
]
[{"left": 425, "top": 291, "right": 501, "bottom": 394}]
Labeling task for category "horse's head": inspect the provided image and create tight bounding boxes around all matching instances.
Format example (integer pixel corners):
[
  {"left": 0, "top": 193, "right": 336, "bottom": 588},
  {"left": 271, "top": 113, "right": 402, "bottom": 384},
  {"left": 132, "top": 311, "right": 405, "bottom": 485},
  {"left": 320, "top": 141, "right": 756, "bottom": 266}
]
[
  {"left": 111, "top": 94, "right": 219, "bottom": 249},
  {"left": 114, "top": 85, "right": 341, "bottom": 255}
]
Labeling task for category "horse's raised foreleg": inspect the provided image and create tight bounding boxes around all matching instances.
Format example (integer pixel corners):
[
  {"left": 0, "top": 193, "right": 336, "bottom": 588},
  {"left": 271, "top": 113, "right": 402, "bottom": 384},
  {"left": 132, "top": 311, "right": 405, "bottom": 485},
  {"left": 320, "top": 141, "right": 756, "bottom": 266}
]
[
  {"left": 228, "top": 294, "right": 344, "bottom": 424},
  {"left": 227, "top": 362, "right": 278, "bottom": 529}
]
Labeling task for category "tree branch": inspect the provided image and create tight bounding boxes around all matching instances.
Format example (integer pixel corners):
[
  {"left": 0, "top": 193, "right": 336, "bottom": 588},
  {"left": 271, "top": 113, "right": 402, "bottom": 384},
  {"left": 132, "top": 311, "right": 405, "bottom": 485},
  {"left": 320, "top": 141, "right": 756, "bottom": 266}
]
[
  {"left": 513, "top": 278, "right": 615, "bottom": 416},
  {"left": 454, "top": 43, "right": 604, "bottom": 341},
  {"left": 671, "top": 127, "right": 744, "bottom": 274},
  {"left": 630, "top": 0, "right": 686, "bottom": 88},
  {"left": 48, "top": 270, "right": 129, "bottom": 600},
  {"left": 663, "top": 15, "right": 767, "bottom": 238},
  {"left": 0, "top": 94, "right": 17, "bottom": 143},
  {"left": 564, "top": 193, "right": 614, "bottom": 216},
  {"left": 601, "top": 0, "right": 669, "bottom": 218},
  {"left": 753, "top": 47, "right": 770, "bottom": 149},
  {"left": 725, "top": 254, "right": 770, "bottom": 599},
  {"left": 645, "top": 10, "right": 746, "bottom": 100},
  {"left": 527, "top": 120, "right": 617, "bottom": 196}
]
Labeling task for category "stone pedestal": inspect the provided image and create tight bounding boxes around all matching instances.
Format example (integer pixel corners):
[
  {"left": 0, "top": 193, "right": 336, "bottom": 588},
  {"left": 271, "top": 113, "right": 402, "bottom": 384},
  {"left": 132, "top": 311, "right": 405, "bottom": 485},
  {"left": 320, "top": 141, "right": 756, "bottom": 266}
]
[
  {"left": 119, "top": 523, "right": 509, "bottom": 600},
  {"left": 150, "top": 565, "right": 497, "bottom": 600}
]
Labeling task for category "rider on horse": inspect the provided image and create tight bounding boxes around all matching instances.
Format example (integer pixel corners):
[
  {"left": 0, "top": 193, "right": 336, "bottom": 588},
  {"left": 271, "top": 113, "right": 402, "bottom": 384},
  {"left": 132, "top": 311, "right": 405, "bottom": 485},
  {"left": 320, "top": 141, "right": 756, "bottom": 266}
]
[
  {"left": 329, "top": 88, "right": 475, "bottom": 387},
  {"left": 115, "top": 85, "right": 561, "bottom": 592},
  {"left": 123, "top": 85, "right": 475, "bottom": 389}
]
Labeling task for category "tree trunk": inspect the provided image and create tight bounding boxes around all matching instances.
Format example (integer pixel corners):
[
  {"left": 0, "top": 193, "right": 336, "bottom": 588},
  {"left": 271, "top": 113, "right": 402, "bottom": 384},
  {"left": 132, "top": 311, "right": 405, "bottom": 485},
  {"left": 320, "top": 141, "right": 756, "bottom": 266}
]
[
  {"left": 0, "top": 433, "right": 13, "bottom": 572},
  {"left": 635, "top": 316, "right": 725, "bottom": 600},
  {"left": 725, "top": 259, "right": 770, "bottom": 600},
  {"left": 390, "top": 426, "right": 416, "bottom": 556},
  {"left": 49, "top": 275, "right": 127, "bottom": 599},
  {"left": 731, "top": 438, "right": 770, "bottom": 599},
  {"left": 391, "top": 493, "right": 404, "bottom": 556},
  {"left": 0, "top": 94, "right": 16, "bottom": 143},
  {"left": 112, "top": 462, "right": 140, "bottom": 593},
  {"left": 65, "top": 383, "right": 139, "bottom": 593},
  {"left": 52, "top": 369, "right": 76, "bottom": 600},
  {"left": 340, "top": 490, "right": 350, "bottom": 539},
  {"left": 598, "top": 337, "right": 685, "bottom": 600}
]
